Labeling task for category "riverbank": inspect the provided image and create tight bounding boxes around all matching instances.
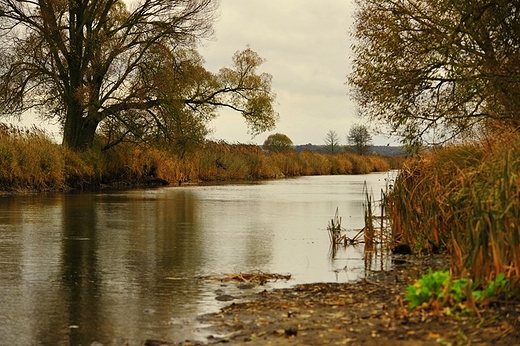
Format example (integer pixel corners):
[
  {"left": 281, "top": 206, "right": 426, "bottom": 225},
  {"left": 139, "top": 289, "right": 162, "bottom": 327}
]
[
  {"left": 0, "top": 125, "right": 402, "bottom": 194},
  {"left": 170, "top": 257, "right": 520, "bottom": 346},
  {"left": 189, "top": 281, "right": 520, "bottom": 346}
]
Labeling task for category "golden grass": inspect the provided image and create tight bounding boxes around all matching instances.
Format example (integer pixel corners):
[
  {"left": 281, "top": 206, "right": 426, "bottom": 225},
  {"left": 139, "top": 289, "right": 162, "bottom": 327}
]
[
  {"left": 0, "top": 124, "right": 401, "bottom": 192},
  {"left": 0, "top": 125, "right": 65, "bottom": 191},
  {"left": 389, "top": 133, "right": 520, "bottom": 293}
]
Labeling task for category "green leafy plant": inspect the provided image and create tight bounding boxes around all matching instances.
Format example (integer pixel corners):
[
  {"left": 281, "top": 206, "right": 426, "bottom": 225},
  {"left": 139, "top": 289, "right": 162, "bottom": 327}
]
[
  {"left": 471, "top": 273, "right": 507, "bottom": 302},
  {"left": 406, "top": 269, "right": 451, "bottom": 310},
  {"left": 405, "top": 270, "right": 508, "bottom": 313}
]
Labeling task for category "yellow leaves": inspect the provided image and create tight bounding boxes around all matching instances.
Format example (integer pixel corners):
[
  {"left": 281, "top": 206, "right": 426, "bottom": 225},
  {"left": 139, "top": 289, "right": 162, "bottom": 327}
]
[
  {"left": 215, "top": 47, "right": 278, "bottom": 136},
  {"left": 427, "top": 332, "right": 440, "bottom": 339},
  {"left": 231, "top": 47, "right": 266, "bottom": 75}
]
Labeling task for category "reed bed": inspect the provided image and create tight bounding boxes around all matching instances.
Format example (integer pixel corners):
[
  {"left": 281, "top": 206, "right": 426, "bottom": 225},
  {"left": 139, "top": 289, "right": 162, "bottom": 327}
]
[
  {"left": 0, "top": 123, "right": 402, "bottom": 192},
  {"left": 389, "top": 134, "right": 520, "bottom": 293},
  {"left": 0, "top": 124, "right": 65, "bottom": 191}
]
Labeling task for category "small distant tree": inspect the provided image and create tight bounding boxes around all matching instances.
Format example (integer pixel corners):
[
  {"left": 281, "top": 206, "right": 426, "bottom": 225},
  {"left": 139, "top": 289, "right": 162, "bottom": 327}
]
[
  {"left": 262, "top": 133, "right": 293, "bottom": 152},
  {"left": 347, "top": 124, "right": 372, "bottom": 155},
  {"left": 324, "top": 130, "right": 341, "bottom": 154}
]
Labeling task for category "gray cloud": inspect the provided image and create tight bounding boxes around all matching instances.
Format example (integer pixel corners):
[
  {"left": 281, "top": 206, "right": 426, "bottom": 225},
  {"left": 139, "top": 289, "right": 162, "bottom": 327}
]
[{"left": 201, "top": 0, "right": 382, "bottom": 146}]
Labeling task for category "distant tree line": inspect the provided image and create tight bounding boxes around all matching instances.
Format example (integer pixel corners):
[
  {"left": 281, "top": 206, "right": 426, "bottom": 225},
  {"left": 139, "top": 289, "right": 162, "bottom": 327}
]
[
  {"left": 262, "top": 125, "right": 403, "bottom": 156},
  {"left": 293, "top": 144, "right": 404, "bottom": 156},
  {"left": 321, "top": 125, "right": 374, "bottom": 155}
]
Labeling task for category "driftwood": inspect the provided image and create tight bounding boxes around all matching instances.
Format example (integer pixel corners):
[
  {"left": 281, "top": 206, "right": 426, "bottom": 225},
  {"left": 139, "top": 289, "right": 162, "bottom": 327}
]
[{"left": 206, "top": 271, "right": 291, "bottom": 284}]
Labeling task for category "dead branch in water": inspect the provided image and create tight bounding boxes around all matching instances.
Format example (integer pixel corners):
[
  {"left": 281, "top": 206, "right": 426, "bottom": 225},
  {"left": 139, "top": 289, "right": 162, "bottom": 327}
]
[{"left": 206, "top": 271, "right": 292, "bottom": 284}]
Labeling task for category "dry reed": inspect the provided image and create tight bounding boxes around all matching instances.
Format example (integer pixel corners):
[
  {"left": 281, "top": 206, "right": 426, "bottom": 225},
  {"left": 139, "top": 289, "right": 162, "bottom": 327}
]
[
  {"left": 389, "top": 135, "right": 520, "bottom": 293},
  {"left": 0, "top": 123, "right": 402, "bottom": 192}
]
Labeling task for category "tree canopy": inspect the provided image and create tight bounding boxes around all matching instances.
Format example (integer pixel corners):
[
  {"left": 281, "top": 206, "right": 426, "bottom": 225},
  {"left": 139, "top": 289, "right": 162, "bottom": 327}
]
[
  {"left": 262, "top": 133, "right": 293, "bottom": 153},
  {"left": 324, "top": 130, "right": 340, "bottom": 154},
  {"left": 347, "top": 124, "right": 372, "bottom": 155},
  {"left": 0, "top": 0, "right": 278, "bottom": 152},
  {"left": 348, "top": 0, "right": 520, "bottom": 146}
]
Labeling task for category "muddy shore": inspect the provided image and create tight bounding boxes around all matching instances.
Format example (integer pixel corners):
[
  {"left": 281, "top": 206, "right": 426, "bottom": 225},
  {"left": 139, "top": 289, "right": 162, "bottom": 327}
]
[{"left": 166, "top": 263, "right": 520, "bottom": 346}]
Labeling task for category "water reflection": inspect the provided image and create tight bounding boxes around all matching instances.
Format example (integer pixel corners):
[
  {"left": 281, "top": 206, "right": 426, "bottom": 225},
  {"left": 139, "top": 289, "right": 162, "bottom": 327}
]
[{"left": 0, "top": 172, "right": 395, "bottom": 344}]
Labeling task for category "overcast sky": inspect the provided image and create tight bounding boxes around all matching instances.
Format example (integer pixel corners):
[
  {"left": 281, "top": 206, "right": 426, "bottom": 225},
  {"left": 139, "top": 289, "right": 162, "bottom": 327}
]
[{"left": 201, "top": 0, "right": 392, "bottom": 146}]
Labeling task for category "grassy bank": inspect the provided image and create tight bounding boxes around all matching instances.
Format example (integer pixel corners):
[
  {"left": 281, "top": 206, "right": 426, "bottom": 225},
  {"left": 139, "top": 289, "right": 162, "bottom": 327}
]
[
  {"left": 0, "top": 124, "right": 403, "bottom": 192},
  {"left": 389, "top": 132, "right": 520, "bottom": 295}
]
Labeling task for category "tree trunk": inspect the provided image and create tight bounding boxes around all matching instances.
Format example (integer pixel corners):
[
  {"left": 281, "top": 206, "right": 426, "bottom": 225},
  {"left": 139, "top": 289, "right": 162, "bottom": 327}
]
[
  {"left": 62, "top": 104, "right": 100, "bottom": 151},
  {"left": 61, "top": 1, "right": 100, "bottom": 152}
]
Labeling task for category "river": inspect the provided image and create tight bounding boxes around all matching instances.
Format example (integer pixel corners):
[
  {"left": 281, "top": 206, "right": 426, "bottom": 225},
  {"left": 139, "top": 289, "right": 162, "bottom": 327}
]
[{"left": 0, "top": 172, "right": 396, "bottom": 345}]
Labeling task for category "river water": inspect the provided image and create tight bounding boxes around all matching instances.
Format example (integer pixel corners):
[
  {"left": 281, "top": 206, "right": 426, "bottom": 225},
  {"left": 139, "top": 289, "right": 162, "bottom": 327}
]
[{"left": 0, "top": 172, "right": 396, "bottom": 345}]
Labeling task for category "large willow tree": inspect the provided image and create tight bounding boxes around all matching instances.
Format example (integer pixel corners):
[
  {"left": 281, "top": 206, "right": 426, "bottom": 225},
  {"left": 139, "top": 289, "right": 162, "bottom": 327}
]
[
  {"left": 0, "top": 0, "right": 278, "bottom": 151},
  {"left": 348, "top": 0, "right": 520, "bottom": 145}
]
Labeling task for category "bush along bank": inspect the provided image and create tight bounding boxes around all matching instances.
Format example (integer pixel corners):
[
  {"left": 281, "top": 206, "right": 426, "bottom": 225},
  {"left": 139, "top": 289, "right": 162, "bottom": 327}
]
[{"left": 0, "top": 125, "right": 403, "bottom": 193}]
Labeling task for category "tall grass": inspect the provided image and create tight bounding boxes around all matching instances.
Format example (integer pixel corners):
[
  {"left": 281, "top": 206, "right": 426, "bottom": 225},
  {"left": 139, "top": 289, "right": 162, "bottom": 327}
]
[
  {"left": 0, "top": 124, "right": 402, "bottom": 192},
  {"left": 389, "top": 134, "right": 520, "bottom": 293},
  {"left": 0, "top": 124, "right": 65, "bottom": 191}
]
